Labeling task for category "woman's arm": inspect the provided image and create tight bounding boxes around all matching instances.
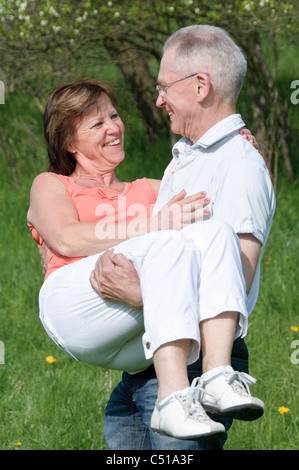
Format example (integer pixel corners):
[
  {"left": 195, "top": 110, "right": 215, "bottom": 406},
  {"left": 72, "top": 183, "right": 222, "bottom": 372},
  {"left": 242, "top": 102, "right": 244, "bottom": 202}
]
[
  {"left": 28, "top": 173, "right": 209, "bottom": 257},
  {"left": 27, "top": 172, "right": 121, "bottom": 256},
  {"left": 147, "top": 178, "right": 161, "bottom": 195}
]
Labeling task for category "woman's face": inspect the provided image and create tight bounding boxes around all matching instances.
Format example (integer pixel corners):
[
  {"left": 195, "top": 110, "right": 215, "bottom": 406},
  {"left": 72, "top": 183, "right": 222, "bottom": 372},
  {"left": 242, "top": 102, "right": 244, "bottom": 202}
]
[{"left": 69, "top": 93, "right": 125, "bottom": 171}]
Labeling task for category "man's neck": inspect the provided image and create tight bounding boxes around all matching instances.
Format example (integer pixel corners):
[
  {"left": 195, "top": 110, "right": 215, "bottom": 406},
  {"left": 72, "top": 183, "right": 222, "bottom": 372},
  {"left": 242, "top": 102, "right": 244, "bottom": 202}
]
[{"left": 191, "top": 103, "right": 236, "bottom": 144}]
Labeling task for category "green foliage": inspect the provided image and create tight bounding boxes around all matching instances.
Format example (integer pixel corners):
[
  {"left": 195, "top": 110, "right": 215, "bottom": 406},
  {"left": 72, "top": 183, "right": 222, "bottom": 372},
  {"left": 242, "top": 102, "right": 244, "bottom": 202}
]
[
  {"left": 1, "top": 0, "right": 298, "bottom": 179},
  {"left": 1, "top": 0, "right": 298, "bottom": 80}
]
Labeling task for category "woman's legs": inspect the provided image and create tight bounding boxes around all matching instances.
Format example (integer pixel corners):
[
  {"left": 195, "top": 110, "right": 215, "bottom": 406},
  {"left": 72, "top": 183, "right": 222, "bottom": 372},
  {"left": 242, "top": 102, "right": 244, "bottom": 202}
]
[
  {"left": 39, "top": 231, "right": 201, "bottom": 375},
  {"left": 41, "top": 231, "right": 223, "bottom": 440},
  {"left": 124, "top": 224, "right": 248, "bottom": 439},
  {"left": 200, "top": 311, "right": 239, "bottom": 373},
  {"left": 39, "top": 255, "right": 151, "bottom": 373},
  {"left": 181, "top": 220, "right": 248, "bottom": 366},
  {"left": 181, "top": 221, "right": 264, "bottom": 421},
  {"left": 153, "top": 340, "right": 191, "bottom": 401}
]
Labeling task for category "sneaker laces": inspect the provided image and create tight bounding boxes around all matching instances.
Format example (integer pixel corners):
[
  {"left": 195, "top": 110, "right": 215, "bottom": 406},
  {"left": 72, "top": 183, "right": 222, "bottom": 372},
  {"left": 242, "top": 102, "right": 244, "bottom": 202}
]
[
  {"left": 225, "top": 370, "right": 257, "bottom": 396},
  {"left": 179, "top": 378, "right": 212, "bottom": 422}
]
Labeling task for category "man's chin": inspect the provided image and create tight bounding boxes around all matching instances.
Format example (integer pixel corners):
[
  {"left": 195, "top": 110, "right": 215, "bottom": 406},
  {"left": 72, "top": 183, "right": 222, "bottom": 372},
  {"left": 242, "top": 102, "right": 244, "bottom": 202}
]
[{"left": 170, "top": 120, "right": 180, "bottom": 136}]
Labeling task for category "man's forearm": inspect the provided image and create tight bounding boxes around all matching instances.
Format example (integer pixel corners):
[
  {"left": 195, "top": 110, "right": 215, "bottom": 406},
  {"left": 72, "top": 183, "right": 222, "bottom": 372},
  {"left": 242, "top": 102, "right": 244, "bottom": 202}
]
[{"left": 238, "top": 233, "right": 262, "bottom": 295}]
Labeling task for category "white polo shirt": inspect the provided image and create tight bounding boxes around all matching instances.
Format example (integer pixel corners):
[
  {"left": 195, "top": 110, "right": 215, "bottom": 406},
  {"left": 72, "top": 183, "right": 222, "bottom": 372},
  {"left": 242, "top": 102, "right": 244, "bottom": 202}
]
[{"left": 154, "top": 114, "right": 276, "bottom": 314}]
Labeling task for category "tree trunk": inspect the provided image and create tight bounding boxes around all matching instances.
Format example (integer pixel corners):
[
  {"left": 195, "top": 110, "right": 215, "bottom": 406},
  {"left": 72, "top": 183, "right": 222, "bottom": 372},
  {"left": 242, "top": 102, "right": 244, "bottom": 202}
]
[
  {"left": 239, "top": 34, "right": 294, "bottom": 181},
  {"left": 104, "top": 37, "right": 169, "bottom": 140}
]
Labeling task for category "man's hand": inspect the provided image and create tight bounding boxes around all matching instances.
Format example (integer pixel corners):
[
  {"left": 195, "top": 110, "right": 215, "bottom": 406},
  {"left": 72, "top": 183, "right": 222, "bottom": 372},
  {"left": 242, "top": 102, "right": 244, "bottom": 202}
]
[
  {"left": 38, "top": 242, "right": 51, "bottom": 275},
  {"left": 90, "top": 250, "right": 143, "bottom": 310}
]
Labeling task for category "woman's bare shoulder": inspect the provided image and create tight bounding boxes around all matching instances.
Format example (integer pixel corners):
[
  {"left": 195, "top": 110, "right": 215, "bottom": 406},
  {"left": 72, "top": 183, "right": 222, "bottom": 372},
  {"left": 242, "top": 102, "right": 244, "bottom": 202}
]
[
  {"left": 30, "top": 172, "right": 64, "bottom": 192},
  {"left": 147, "top": 178, "right": 161, "bottom": 195}
]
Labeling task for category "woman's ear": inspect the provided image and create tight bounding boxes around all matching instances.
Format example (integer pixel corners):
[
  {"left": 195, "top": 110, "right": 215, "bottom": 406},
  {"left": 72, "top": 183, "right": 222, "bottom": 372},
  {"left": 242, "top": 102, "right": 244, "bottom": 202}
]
[{"left": 195, "top": 73, "right": 211, "bottom": 103}]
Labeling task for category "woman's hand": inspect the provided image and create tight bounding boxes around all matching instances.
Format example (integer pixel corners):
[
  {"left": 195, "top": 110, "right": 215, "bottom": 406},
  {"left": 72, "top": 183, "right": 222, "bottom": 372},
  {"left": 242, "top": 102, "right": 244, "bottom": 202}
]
[
  {"left": 153, "top": 190, "right": 210, "bottom": 231},
  {"left": 240, "top": 127, "right": 260, "bottom": 152}
]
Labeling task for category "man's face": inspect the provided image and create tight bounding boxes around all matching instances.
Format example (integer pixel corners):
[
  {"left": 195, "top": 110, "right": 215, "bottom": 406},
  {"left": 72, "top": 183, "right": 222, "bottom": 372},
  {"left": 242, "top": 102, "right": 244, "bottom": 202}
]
[{"left": 156, "top": 47, "right": 200, "bottom": 142}]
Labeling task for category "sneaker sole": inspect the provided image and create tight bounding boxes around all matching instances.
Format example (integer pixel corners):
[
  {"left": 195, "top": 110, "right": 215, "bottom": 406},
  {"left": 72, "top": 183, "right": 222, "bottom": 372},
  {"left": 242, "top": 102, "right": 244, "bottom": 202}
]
[
  {"left": 151, "top": 427, "right": 226, "bottom": 442},
  {"left": 203, "top": 403, "right": 264, "bottom": 421}
]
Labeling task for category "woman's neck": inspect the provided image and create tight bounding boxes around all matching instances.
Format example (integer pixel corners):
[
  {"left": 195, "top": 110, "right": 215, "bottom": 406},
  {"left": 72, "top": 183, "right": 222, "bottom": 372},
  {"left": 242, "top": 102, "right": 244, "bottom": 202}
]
[{"left": 70, "top": 166, "right": 125, "bottom": 191}]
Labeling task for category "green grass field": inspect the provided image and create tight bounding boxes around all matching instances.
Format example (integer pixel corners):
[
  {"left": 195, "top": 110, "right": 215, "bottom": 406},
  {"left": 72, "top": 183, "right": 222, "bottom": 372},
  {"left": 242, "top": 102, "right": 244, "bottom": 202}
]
[{"left": 0, "top": 85, "right": 298, "bottom": 451}]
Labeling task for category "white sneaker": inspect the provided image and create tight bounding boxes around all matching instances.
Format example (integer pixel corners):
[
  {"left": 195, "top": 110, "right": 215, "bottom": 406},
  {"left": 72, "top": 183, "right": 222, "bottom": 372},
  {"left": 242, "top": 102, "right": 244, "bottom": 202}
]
[
  {"left": 150, "top": 378, "right": 226, "bottom": 441},
  {"left": 201, "top": 366, "right": 264, "bottom": 421}
]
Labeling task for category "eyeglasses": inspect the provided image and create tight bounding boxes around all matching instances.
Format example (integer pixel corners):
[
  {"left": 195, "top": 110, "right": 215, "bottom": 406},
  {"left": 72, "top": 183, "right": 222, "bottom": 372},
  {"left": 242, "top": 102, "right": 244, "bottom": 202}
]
[{"left": 155, "top": 73, "right": 199, "bottom": 95}]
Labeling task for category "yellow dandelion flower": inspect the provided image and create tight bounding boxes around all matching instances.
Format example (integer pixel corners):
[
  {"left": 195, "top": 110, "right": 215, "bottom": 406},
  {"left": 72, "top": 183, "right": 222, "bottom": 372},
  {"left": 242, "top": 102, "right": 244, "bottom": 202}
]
[
  {"left": 290, "top": 326, "right": 298, "bottom": 332},
  {"left": 14, "top": 442, "right": 22, "bottom": 447},
  {"left": 278, "top": 406, "right": 290, "bottom": 415},
  {"left": 46, "top": 355, "right": 56, "bottom": 364}
]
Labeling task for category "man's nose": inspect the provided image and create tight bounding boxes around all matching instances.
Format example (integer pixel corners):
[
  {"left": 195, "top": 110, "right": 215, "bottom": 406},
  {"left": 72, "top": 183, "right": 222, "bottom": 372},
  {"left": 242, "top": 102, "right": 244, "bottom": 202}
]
[{"left": 156, "top": 92, "right": 166, "bottom": 108}]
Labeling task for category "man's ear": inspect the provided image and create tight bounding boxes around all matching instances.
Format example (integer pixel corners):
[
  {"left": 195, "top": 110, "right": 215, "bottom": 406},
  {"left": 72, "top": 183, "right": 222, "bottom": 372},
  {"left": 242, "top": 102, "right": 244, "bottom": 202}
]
[{"left": 195, "top": 73, "right": 211, "bottom": 103}]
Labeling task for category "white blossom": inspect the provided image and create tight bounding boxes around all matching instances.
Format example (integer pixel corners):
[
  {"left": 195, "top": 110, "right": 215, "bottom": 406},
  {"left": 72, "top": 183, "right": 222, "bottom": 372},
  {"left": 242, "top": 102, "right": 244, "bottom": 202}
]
[
  {"left": 49, "top": 6, "right": 59, "bottom": 17},
  {"left": 18, "top": 1, "right": 27, "bottom": 12}
]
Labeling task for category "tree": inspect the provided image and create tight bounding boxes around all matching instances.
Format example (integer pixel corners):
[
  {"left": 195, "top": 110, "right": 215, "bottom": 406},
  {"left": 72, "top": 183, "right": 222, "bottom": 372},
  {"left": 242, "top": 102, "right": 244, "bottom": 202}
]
[{"left": 0, "top": 0, "right": 298, "bottom": 181}]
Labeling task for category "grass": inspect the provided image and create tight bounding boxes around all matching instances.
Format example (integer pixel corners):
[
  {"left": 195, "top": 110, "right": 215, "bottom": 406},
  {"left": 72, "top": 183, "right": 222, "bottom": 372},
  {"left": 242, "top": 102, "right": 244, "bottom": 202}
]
[{"left": 0, "top": 82, "right": 298, "bottom": 450}]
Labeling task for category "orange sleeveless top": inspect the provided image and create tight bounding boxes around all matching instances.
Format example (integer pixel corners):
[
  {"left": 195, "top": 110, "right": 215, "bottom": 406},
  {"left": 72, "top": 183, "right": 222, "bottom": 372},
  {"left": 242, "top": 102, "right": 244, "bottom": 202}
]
[{"left": 29, "top": 174, "right": 157, "bottom": 280}]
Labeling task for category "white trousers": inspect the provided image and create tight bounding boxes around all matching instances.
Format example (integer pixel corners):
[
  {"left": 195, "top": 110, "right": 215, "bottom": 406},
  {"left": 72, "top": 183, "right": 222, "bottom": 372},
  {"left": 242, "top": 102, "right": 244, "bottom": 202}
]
[{"left": 39, "top": 220, "right": 248, "bottom": 374}]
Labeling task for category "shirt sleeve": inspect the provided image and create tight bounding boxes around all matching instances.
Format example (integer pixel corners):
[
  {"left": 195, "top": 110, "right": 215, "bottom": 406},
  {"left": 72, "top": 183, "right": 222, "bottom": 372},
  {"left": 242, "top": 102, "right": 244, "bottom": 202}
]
[{"left": 212, "top": 156, "right": 275, "bottom": 245}]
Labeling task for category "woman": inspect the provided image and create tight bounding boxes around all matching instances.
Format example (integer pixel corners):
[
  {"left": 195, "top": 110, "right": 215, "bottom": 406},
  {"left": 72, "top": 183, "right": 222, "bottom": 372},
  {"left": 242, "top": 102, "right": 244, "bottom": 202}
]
[{"left": 28, "top": 79, "right": 263, "bottom": 441}]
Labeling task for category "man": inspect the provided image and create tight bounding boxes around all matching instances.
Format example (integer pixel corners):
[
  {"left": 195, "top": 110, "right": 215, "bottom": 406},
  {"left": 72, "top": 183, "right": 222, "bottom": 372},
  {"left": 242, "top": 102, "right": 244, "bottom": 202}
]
[{"left": 91, "top": 25, "right": 275, "bottom": 450}]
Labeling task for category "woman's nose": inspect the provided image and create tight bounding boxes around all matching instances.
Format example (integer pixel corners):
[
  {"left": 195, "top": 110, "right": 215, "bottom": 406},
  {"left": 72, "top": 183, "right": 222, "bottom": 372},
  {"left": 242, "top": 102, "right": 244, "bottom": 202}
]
[{"left": 106, "top": 120, "right": 120, "bottom": 133}]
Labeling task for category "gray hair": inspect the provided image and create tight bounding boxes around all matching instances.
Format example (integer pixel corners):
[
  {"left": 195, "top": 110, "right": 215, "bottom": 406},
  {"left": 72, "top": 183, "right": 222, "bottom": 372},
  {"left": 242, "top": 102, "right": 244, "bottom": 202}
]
[{"left": 163, "top": 25, "right": 247, "bottom": 103}]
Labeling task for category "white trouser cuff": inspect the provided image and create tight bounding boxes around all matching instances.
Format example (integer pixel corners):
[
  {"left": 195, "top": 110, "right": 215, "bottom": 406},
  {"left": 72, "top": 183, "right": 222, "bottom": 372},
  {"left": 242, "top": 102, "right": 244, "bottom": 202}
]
[{"left": 142, "top": 331, "right": 200, "bottom": 365}]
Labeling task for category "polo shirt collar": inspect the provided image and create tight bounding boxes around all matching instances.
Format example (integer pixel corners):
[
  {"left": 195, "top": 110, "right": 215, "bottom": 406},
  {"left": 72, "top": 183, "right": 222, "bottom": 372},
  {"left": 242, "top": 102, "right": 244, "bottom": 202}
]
[{"left": 172, "top": 114, "right": 245, "bottom": 158}]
